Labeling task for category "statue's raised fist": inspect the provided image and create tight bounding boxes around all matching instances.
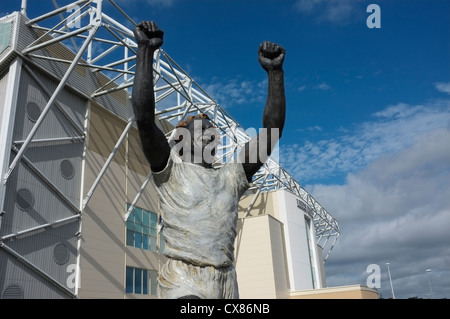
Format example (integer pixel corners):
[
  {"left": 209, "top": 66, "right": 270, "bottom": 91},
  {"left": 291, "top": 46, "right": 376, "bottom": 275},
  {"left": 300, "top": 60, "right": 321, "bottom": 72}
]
[
  {"left": 258, "top": 41, "right": 285, "bottom": 71},
  {"left": 134, "top": 21, "right": 164, "bottom": 50}
]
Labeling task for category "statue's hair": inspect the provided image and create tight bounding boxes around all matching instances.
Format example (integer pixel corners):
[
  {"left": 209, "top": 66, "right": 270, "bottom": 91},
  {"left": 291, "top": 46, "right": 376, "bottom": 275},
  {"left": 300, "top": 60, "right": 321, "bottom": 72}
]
[{"left": 175, "top": 113, "right": 211, "bottom": 128}]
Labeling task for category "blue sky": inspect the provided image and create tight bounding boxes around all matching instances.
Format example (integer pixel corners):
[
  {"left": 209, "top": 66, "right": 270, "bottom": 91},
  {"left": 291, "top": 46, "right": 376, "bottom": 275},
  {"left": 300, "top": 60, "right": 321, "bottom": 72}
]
[{"left": 2, "top": 0, "right": 449, "bottom": 299}]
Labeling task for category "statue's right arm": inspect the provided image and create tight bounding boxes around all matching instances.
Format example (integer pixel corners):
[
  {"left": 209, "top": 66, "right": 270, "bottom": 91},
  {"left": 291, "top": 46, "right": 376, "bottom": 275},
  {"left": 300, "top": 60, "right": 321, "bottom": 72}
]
[{"left": 132, "top": 22, "right": 170, "bottom": 173}]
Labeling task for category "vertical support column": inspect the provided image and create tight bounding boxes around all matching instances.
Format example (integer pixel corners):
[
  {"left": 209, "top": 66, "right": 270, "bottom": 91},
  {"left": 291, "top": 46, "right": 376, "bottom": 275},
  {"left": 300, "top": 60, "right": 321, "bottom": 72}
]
[
  {"left": 124, "top": 45, "right": 129, "bottom": 82},
  {"left": 87, "top": 7, "right": 95, "bottom": 63},
  {"left": 20, "top": 0, "right": 28, "bottom": 16}
]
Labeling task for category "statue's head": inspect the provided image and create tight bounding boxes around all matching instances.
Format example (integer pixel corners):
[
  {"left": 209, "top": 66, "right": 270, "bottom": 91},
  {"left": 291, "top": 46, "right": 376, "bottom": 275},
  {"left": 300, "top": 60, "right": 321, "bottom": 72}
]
[{"left": 173, "top": 113, "right": 219, "bottom": 166}]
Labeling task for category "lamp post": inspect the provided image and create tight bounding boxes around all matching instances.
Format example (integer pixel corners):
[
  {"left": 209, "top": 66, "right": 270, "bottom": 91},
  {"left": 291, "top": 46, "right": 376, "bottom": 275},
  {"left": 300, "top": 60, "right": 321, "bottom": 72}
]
[
  {"left": 425, "top": 269, "right": 434, "bottom": 299},
  {"left": 386, "top": 262, "right": 395, "bottom": 299}
]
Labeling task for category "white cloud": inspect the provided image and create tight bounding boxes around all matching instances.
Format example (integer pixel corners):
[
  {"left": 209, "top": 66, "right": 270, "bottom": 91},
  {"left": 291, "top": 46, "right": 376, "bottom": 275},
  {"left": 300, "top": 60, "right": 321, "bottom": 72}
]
[
  {"left": 297, "top": 83, "right": 331, "bottom": 92},
  {"left": 309, "top": 125, "right": 322, "bottom": 132},
  {"left": 310, "top": 128, "right": 450, "bottom": 298},
  {"left": 316, "top": 82, "right": 331, "bottom": 90},
  {"left": 280, "top": 100, "right": 450, "bottom": 183},
  {"left": 202, "top": 78, "right": 267, "bottom": 108},
  {"left": 435, "top": 82, "right": 450, "bottom": 95},
  {"left": 294, "top": 0, "right": 358, "bottom": 24},
  {"left": 282, "top": 96, "right": 450, "bottom": 298}
]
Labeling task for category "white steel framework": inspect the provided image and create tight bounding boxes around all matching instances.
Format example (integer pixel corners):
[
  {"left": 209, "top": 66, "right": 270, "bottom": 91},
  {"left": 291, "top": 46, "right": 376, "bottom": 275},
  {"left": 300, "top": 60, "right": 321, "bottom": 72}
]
[{"left": 2, "top": 0, "right": 339, "bottom": 272}]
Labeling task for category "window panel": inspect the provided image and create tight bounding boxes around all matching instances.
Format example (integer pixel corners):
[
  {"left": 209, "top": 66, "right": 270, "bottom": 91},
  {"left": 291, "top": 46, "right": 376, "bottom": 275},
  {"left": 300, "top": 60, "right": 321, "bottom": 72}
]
[
  {"left": 150, "top": 236, "right": 157, "bottom": 252},
  {"left": 150, "top": 213, "right": 157, "bottom": 228},
  {"left": 134, "top": 268, "right": 142, "bottom": 294},
  {"left": 126, "top": 266, "right": 157, "bottom": 295},
  {"left": 128, "top": 209, "right": 135, "bottom": 223},
  {"left": 126, "top": 220, "right": 134, "bottom": 231},
  {"left": 143, "top": 270, "right": 148, "bottom": 294},
  {"left": 125, "top": 267, "right": 133, "bottom": 293},
  {"left": 126, "top": 204, "right": 164, "bottom": 254},
  {"left": 135, "top": 232, "right": 142, "bottom": 249},
  {"left": 134, "top": 207, "right": 142, "bottom": 224},
  {"left": 143, "top": 211, "right": 150, "bottom": 227},
  {"left": 142, "top": 234, "right": 149, "bottom": 250},
  {"left": 126, "top": 229, "right": 134, "bottom": 246},
  {"left": 150, "top": 270, "right": 157, "bottom": 295}
]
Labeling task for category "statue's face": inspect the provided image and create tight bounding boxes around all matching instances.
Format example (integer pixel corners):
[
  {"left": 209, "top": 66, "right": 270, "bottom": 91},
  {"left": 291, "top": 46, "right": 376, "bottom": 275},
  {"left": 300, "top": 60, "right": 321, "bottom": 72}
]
[
  {"left": 186, "top": 118, "right": 218, "bottom": 158},
  {"left": 173, "top": 117, "right": 219, "bottom": 165}
]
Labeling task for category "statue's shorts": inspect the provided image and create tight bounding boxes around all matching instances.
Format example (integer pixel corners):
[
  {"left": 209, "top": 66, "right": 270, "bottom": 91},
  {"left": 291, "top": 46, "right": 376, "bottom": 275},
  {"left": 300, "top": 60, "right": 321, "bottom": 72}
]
[{"left": 157, "top": 258, "right": 239, "bottom": 299}]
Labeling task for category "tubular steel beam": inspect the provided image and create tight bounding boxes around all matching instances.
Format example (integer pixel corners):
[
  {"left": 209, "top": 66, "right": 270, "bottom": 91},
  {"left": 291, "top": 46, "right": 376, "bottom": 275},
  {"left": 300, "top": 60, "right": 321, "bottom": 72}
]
[
  {"left": 0, "top": 214, "right": 81, "bottom": 241},
  {"left": 124, "top": 172, "right": 152, "bottom": 221},
  {"left": 3, "top": 23, "right": 99, "bottom": 184},
  {"left": 25, "top": 0, "right": 90, "bottom": 26},
  {"left": 82, "top": 116, "right": 135, "bottom": 209}
]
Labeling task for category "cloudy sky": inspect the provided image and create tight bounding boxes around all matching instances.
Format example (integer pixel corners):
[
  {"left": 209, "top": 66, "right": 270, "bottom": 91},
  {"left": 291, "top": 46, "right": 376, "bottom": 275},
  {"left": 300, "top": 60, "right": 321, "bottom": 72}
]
[{"left": 2, "top": 0, "right": 449, "bottom": 299}]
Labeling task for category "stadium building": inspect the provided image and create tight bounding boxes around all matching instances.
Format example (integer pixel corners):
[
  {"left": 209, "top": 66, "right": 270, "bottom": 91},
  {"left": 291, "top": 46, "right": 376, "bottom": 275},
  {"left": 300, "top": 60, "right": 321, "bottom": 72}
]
[{"left": 0, "top": 1, "right": 377, "bottom": 299}]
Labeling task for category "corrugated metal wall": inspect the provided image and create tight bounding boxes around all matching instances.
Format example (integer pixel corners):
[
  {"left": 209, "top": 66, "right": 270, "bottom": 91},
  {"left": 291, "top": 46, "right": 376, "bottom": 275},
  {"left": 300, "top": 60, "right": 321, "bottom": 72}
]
[
  {"left": 0, "top": 62, "right": 86, "bottom": 299},
  {"left": 15, "top": 13, "right": 134, "bottom": 122}
]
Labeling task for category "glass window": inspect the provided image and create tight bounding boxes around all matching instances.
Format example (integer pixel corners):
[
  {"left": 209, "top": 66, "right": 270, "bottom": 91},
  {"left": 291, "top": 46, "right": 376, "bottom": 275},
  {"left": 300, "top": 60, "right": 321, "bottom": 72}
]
[
  {"left": 126, "top": 229, "right": 134, "bottom": 246},
  {"left": 134, "top": 232, "right": 142, "bottom": 249},
  {"left": 150, "top": 236, "right": 157, "bottom": 252},
  {"left": 150, "top": 213, "right": 157, "bottom": 228},
  {"left": 143, "top": 211, "right": 150, "bottom": 227},
  {"left": 134, "top": 268, "right": 142, "bottom": 294},
  {"left": 125, "top": 266, "right": 157, "bottom": 295},
  {"left": 125, "top": 204, "right": 165, "bottom": 253},
  {"left": 142, "top": 234, "right": 149, "bottom": 250},
  {"left": 125, "top": 267, "right": 133, "bottom": 293},
  {"left": 135, "top": 207, "right": 142, "bottom": 224},
  {"left": 0, "top": 22, "right": 12, "bottom": 55},
  {"left": 142, "top": 270, "right": 148, "bottom": 295}
]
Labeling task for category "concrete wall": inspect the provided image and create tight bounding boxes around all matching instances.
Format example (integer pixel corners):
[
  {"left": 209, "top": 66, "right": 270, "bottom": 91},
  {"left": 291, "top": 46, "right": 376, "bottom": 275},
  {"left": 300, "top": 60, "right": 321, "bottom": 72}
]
[
  {"left": 235, "top": 214, "right": 289, "bottom": 299},
  {"left": 238, "top": 191, "right": 278, "bottom": 219},
  {"left": 276, "top": 190, "right": 316, "bottom": 291}
]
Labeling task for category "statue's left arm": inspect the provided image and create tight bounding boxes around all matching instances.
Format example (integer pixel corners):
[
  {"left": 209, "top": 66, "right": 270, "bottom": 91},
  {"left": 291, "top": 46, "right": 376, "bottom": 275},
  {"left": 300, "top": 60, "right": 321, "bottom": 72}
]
[{"left": 240, "top": 41, "right": 286, "bottom": 182}]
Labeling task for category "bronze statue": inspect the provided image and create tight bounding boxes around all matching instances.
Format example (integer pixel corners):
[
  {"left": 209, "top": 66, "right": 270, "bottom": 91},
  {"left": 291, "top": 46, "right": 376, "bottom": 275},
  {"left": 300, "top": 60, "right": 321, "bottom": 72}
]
[{"left": 132, "top": 21, "right": 286, "bottom": 299}]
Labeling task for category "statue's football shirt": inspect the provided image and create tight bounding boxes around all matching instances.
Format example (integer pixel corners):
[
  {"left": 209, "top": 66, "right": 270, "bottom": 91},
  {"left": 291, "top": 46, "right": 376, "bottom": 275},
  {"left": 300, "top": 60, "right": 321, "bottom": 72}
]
[{"left": 152, "top": 151, "right": 249, "bottom": 268}]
